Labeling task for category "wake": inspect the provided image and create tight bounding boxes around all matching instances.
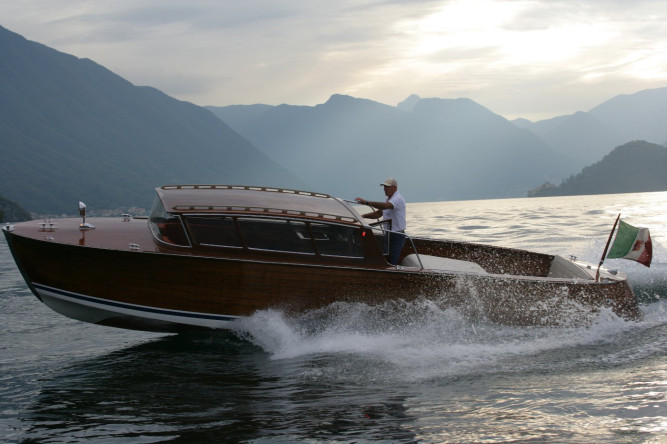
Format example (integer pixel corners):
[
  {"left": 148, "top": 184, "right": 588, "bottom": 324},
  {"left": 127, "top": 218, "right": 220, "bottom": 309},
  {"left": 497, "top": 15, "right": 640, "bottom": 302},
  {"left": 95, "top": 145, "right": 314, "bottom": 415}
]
[{"left": 231, "top": 296, "right": 666, "bottom": 382}]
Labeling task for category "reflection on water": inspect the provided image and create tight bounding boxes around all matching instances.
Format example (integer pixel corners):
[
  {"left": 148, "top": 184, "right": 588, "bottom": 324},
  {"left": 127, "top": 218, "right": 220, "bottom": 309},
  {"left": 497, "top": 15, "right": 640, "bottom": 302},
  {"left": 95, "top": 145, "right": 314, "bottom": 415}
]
[{"left": 22, "top": 334, "right": 418, "bottom": 443}]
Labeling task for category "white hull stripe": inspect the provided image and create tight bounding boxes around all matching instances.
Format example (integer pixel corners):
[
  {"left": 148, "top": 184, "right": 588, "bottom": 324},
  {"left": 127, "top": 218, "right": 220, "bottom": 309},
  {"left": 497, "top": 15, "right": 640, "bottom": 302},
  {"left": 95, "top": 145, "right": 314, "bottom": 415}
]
[{"left": 32, "top": 283, "right": 239, "bottom": 322}]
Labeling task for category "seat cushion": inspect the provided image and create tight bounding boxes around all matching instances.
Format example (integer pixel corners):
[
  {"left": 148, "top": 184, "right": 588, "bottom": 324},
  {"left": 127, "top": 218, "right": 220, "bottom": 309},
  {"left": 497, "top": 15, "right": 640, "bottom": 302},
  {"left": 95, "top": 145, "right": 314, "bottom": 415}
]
[{"left": 400, "top": 254, "right": 487, "bottom": 274}]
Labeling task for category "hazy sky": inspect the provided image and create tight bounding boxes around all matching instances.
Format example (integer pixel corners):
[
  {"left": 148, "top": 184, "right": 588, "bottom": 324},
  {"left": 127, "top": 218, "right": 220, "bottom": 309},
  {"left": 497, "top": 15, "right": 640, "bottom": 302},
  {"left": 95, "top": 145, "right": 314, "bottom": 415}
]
[{"left": 2, "top": 0, "right": 667, "bottom": 120}]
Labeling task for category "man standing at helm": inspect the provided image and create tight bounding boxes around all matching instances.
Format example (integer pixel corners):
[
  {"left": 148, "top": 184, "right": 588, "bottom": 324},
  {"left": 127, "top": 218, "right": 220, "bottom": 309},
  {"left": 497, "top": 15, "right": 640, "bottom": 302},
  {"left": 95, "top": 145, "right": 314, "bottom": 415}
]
[{"left": 355, "top": 177, "right": 407, "bottom": 265}]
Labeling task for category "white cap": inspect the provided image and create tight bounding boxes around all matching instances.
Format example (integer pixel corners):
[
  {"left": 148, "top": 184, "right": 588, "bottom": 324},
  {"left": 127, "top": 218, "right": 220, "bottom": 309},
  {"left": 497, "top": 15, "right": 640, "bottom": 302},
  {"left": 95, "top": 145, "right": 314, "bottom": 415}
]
[{"left": 380, "top": 177, "right": 397, "bottom": 187}]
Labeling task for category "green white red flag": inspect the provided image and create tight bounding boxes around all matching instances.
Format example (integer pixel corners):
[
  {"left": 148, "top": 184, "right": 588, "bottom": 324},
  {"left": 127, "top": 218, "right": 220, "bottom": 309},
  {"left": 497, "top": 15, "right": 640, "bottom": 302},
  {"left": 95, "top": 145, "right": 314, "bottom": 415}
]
[{"left": 607, "top": 219, "right": 652, "bottom": 267}]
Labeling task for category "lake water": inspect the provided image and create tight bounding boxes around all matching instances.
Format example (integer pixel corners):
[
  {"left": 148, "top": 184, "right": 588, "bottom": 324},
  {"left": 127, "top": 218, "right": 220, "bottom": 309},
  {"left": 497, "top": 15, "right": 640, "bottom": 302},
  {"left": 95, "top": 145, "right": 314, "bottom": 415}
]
[{"left": 1, "top": 192, "right": 666, "bottom": 443}]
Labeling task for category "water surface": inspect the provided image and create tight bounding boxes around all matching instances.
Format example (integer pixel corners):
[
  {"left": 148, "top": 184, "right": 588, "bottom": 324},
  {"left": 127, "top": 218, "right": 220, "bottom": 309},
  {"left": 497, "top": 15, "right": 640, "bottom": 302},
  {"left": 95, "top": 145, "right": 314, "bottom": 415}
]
[{"left": 1, "top": 192, "right": 666, "bottom": 442}]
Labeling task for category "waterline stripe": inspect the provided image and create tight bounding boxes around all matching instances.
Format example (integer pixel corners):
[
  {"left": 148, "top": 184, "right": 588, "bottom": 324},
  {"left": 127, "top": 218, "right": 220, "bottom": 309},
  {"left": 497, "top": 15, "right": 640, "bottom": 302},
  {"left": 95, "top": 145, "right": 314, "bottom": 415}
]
[{"left": 32, "top": 283, "right": 239, "bottom": 322}]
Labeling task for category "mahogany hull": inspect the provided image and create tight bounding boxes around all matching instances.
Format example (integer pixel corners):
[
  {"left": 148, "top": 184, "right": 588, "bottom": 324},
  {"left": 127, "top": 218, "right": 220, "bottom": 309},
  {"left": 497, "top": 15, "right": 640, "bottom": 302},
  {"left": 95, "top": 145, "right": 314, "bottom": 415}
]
[{"left": 4, "top": 226, "right": 640, "bottom": 332}]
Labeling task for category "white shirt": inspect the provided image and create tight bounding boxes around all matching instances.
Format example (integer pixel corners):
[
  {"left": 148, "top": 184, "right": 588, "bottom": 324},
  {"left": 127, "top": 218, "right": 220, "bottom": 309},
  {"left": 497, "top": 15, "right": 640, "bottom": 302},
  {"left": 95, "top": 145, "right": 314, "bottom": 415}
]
[{"left": 383, "top": 191, "right": 406, "bottom": 231}]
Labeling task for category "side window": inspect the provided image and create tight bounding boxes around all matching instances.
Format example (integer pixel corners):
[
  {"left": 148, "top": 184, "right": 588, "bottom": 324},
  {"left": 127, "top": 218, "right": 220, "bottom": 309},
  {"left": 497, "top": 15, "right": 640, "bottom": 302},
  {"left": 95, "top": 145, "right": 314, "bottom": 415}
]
[
  {"left": 237, "top": 218, "right": 315, "bottom": 254},
  {"left": 308, "top": 223, "right": 364, "bottom": 258},
  {"left": 148, "top": 197, "right": 190, "bottom": 246},
  {"left": 186, "top": 216, "right": 242, "bottom": 248}
]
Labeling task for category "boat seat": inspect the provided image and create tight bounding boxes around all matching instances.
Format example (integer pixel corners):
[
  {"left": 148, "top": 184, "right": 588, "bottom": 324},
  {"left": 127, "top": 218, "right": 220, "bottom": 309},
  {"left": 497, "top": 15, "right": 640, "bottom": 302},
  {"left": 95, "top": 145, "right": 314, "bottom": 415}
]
[
  {"left": 547, "top": 256, "right": 593, "bottom": 280},
  {"left": 400, "top": 254, "right": 488, "bottom": 274}
]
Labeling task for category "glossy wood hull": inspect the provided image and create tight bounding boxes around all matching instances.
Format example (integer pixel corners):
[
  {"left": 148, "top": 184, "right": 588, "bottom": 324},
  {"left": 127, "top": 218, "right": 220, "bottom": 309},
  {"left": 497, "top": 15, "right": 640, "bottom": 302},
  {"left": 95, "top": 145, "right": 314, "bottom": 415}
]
[{"left": 4, "top": 222, "right": 641, "bottom": 332}]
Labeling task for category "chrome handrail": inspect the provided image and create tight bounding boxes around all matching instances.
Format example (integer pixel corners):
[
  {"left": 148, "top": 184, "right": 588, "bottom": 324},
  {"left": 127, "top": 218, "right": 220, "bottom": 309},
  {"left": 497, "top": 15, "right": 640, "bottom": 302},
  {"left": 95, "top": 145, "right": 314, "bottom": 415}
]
[
  {"left": 162, "top": 184, "right": 331, "bottom": 198},
  {"left": 367, "top": 223, "right": 424, "bottom": 269},
  {"left": 344, "top": 200, "right": 425, "bottom": 269}
]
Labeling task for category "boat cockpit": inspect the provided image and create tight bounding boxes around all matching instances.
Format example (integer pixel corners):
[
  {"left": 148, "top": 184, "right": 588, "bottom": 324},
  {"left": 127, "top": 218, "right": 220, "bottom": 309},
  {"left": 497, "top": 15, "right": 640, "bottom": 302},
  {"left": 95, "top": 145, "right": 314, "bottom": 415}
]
[{"left": 148, "top": 194, "right": 367, "bottom": 259}]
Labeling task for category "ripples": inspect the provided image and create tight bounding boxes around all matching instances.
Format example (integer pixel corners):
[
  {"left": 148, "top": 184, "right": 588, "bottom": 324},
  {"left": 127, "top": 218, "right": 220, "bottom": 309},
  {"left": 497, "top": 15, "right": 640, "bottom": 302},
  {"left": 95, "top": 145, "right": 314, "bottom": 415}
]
[
  {"left": 2, "top": 192, "right": 667, "bottom": 442},
  {"left": 410, "top": 191, "right": 667, "bottom": 250},
  {"left": 13, "top": 334, "right": 415, "bottom": 442},
  {"left": 11, "top": 308, "right": 664, "bottom": 443},
  {"left": 410, "top": 358, "right": 667, "bottom": 442},
  {"left": 457, "top": 224, "right": 490, "bottom": 230}
]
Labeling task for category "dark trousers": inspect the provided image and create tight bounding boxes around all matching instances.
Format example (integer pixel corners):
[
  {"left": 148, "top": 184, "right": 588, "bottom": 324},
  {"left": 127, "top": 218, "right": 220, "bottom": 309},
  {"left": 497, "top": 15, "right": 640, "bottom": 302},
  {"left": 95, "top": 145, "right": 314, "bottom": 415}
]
[{"left": 387, "top": 231, "right": 406, "bottom": 265}]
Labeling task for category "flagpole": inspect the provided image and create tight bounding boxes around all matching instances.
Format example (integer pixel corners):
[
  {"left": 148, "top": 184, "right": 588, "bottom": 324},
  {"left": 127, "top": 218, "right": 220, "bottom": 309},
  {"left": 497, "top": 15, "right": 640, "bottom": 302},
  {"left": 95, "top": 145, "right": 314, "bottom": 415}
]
[{"left": 596, "top": 213, "right": 621, "bottom": 281}]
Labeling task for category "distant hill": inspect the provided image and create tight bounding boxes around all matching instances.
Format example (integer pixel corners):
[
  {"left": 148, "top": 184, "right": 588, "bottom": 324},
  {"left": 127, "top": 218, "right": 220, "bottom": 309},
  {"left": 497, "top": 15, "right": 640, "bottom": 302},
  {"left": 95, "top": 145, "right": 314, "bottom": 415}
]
[
  {"left": 513, "top": 87, "right": 667, "bottom": 169},
  {"left": 0, "top": 25, "right": 303, "bottom": 215},
  {"left": 527, "top": 141, "right": 667, "bottom": 197},
  {"left": 208, "top": 94, "right": 574, "bottom": 201},
  {"left": 0, "top": 195, "right": 31, "bottom": 222}
]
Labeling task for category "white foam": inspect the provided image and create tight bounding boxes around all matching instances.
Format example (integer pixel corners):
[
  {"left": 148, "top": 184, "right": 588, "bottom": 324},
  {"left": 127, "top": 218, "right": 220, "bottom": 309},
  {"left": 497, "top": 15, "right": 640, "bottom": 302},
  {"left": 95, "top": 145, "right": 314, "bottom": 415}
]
[{"left": 231, "top": 297, "right": 665, "bottom": 382}]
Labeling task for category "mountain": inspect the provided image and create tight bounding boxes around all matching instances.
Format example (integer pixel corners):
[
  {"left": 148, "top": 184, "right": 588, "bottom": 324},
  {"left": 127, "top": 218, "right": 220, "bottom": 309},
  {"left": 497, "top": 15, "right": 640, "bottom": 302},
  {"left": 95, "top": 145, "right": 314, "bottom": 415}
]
[
  {"left": 527, "top": 141, "right": 667, "bottom": 197},
  {"left": 396, "top": 94, "right": 422, "bottom": 112},
  {"left": 5, "top": 25, "right": 666, "bottom": 210},
  {"left": 589, "top": 87, "right": 667, "bottom": 143},
  {"left": 513, "top": 87, "right": 667, "bottom": 169},
  {"left": 513, "top": 112, "right": 626, "bottom": 166},
  {"left": 0, "top": 195, "right": 31, "bottom": 222},
  {"left": 206, "top": 104, "right": 273, "bottom": 137},
  {"left": 0, "top": 25, "right": 303, "bottom": 215},
  {"left": 208, "top": 95, "right": 574, "bottom": 201}
]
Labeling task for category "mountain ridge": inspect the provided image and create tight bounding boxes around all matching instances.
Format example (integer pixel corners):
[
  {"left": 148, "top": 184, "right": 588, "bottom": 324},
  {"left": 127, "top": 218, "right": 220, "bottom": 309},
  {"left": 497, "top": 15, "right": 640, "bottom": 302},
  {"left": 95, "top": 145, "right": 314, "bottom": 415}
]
[
  {"left": 512, "top": 87, "right": 667, "bottom": 168},
  {"left": 2, "top": 24, "right": 666, "bottom": 214},
  {"left": 208, "top": 94, "right": 574, "bottom": 201},
  {"left": 208, "top": 87, "right": 667, "bottom": 200},
  {"left": 0, "top": 25, "right": 304, "bottom": 215},
  {"left": 528, "top": 141, "right": 667, "bottom": 197}
]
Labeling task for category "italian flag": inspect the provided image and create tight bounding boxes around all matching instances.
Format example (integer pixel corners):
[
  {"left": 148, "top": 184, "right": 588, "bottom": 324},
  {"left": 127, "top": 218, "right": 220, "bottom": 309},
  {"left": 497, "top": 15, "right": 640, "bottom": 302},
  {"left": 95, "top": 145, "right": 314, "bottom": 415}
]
[{"left": 607, "top": 219, "right": 652, "bottom": 267}]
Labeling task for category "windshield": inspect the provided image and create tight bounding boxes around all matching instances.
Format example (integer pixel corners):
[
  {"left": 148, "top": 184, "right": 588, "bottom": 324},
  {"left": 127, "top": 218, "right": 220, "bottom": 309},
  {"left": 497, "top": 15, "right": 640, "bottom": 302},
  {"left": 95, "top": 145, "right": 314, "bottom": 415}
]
[{"left": 148, "top": 196, "right": 190, "bottom": 246}]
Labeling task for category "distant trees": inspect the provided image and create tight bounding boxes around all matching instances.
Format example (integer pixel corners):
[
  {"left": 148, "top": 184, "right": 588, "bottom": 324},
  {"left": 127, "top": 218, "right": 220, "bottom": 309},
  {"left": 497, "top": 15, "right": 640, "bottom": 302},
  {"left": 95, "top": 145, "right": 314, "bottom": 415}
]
[
  {"left": 0, "top": 196, "right": 32, "bottom": 222},
  {"left": 528, "top": 141, "right": 667, "bottom": 197}
]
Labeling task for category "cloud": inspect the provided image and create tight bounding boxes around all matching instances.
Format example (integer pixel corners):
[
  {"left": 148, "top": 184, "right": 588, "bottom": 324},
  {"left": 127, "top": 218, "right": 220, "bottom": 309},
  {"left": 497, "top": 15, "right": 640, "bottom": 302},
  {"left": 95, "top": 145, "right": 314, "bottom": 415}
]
[{"left": 1, "top": 0, "right": 667, "bottom": 120}]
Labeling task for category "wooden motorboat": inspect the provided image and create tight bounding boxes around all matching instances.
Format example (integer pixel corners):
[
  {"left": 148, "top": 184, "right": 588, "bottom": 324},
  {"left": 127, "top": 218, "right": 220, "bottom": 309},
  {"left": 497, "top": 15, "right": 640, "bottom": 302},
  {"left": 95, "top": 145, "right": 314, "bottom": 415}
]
[{"left": 2, "top": 185, "right": 641, "bottom": 332}]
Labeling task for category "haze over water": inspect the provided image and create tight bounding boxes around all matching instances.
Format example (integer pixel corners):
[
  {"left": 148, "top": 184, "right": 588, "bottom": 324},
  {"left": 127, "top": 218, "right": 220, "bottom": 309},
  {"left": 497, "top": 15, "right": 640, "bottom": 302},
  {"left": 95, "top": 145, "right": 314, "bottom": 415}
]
[{"left": 1, "top": 192, "right": 666, "bottom": 442}]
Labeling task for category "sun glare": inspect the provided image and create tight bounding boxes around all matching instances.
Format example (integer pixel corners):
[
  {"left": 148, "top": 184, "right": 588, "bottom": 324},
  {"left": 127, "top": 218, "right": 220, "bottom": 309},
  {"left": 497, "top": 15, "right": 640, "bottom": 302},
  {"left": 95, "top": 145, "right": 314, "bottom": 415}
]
[
  {"left": 401, "top": 0, "right": 517, "bottom": 56},
  {"left": 501, "top": 24, "right": 612, "bottom": 65},
  {"left": 394, "top": 0, "right": 624, "bottom": 74},
  {"left": 620, "top": 48, "right": 667, "bottom": 80}
]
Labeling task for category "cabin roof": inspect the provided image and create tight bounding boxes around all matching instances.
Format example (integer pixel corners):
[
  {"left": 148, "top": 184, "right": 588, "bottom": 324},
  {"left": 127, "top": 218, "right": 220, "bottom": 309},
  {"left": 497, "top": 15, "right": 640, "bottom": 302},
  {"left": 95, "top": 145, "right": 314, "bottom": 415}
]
[{"left": 156, "top": 185, "right": 363, "bottom": 224}]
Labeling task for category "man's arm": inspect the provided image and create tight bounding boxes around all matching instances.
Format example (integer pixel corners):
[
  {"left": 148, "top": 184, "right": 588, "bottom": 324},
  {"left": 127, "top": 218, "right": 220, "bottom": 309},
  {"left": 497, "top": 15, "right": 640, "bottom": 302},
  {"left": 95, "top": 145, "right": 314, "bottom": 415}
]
[
  {"left": 354, "top": 197, "right": 393, "bottom": 219},
  {"left": 361, "top": 209, "right": 383, "bottom": 219},
  {"left": 355, "top": 198, "right": 394, "bottom": 210}
]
